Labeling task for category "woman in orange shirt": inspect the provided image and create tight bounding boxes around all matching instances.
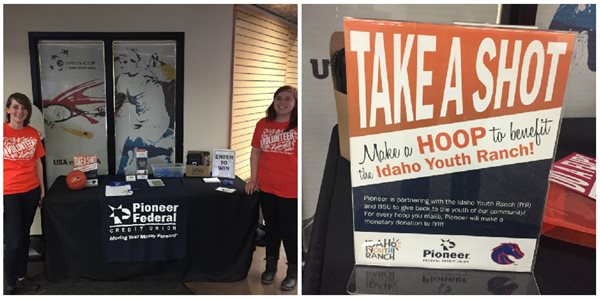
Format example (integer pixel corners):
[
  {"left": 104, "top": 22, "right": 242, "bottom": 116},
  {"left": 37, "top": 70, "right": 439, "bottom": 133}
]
[
  {"left": 246, "top": 86, "right": 298, "bottom": 291},
  {"left": 4, "top": 93, "right": 45, "bottom": 295}
]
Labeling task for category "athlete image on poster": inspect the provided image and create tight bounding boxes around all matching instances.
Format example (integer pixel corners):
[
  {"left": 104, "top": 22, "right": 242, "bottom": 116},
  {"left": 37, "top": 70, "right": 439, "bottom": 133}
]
[
  {"left": 113, "top": 42, "right": 177, "bottom": 174},
  {"left": 344, "top": 18, "right": 575, "bottom": 271}
]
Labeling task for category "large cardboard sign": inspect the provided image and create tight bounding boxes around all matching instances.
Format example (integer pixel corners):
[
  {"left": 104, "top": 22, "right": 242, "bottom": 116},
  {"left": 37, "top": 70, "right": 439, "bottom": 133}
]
[{"left": 344, "top": 18, "right": 575, "bottom": 271}]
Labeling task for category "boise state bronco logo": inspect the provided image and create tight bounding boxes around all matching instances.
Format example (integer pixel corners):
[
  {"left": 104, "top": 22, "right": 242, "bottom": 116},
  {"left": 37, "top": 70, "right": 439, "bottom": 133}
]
[{"left": 491, "top": 243, "right": 524, "bottom": 265}]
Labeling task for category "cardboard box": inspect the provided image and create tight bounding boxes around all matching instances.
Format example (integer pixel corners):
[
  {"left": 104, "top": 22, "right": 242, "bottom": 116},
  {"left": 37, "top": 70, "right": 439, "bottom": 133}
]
[
  {"left": 186, "top": 151, "right": 211, "bottom": 177},
  {"left": 186, "top": 165, "right": 211, "bottom": 177}
]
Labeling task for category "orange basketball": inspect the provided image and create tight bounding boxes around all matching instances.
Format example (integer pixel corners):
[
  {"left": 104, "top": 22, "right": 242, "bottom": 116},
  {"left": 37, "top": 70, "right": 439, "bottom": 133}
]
[{"left": 66, "top": 170, "right": 87, "bottom": 190}]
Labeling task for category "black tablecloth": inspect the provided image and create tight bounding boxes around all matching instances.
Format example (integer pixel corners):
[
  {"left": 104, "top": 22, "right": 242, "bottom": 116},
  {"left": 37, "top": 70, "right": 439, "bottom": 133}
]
[
  {"left": 303, "top": 118, "right": 595, "bottom": 295},
  {"left": 43, "top": 176, "right": 258, "bottom": 282},
  {"left": 182, "top": 177, "right": 259, "bottom": 282},
  {"left": 100, "top": 177, "right": 187, "bottom": 263}
]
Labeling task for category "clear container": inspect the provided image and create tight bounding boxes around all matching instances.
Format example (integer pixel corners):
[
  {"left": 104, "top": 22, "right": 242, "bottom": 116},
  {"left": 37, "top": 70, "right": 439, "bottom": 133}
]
[{"left": 151, "top": 163, "right": 185, "bottom": 178}]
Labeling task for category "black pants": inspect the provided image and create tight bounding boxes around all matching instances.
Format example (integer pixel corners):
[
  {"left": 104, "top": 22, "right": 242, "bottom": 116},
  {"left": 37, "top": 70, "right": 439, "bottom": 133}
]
[
  {"left": 4, "top": 187, "right": 40, "bottom": 287},
  {"left": 259, "top": 191, "right": 297, "bottom": 266}
]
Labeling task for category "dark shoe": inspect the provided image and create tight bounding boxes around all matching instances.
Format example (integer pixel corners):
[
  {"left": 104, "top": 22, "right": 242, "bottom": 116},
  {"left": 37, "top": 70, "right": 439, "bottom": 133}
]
[
  {"left": 3, "top": 284, "right": 18, "bottom": 295},
  {"left": 260, "top": 256, "right": 278, "bottom": 284},
  {"left": 280, "top": 276, "right": 297, "bottom": 291},
  {"left": 16, "top": 276, "right": 39, "bottom": 294},
  {"left": 280, "top": 263, "right": 297, "bottom": 291}
]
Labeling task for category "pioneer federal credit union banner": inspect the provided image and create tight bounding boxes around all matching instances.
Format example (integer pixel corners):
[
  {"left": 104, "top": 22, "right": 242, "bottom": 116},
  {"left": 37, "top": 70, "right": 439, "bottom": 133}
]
[
  {"left": 344, "top": 18, "right": 575, "bottom": 271},
  {"left": 100, "top": 189, "right": 187, "bottom": 263}
]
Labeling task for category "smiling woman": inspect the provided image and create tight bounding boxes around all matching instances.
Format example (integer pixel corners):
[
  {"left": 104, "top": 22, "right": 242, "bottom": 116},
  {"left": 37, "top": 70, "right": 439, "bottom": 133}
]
[
  {"left": 245, "top": 85, "right": 298, "bottom": 291},
  {"left": 3, "top": 93, "right": 45, "bottom": 295}
]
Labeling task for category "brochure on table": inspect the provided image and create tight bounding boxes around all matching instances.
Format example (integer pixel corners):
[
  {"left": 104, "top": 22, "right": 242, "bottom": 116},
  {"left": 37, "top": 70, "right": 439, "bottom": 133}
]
[
  {"left": 73, "top": 155, "right": 98, "bottom": 187},
  {"left": 344, "top": 18, "right": 575, "bottom": 272},
  {"left": 549, "top": 153, "right": 596, "bottom": 200}
]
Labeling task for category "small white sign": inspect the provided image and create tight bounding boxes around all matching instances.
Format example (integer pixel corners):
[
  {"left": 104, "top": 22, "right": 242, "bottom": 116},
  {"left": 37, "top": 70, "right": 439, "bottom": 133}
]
[
  {"left": 203, "top": 177, "right": 221, "bottom": 184},
  {"left": 215, "top": 187, "right": 236, "bottom": 193},
  {"left": 212, "top": 149, "right": 236, "bottom": 179},
  {"left": 135, "top": 148, "right": 148, "bottom": 180}
]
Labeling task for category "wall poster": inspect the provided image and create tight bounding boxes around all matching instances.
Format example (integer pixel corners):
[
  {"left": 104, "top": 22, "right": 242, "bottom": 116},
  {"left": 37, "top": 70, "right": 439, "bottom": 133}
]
[
  {"left": 535, "top": 4, "right": 595, "bottom": 117},
  {"left": 344, "top": 18, "right": 575, "bottom": 271},
  {"left": 38, "top": 41, "right": 108, "bottom": 187},
  {"left": 113, "top": 41, "right": 177, "bottom": 175}
]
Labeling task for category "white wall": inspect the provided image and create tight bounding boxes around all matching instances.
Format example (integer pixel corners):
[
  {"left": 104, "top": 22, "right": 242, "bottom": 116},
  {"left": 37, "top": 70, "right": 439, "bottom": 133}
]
[
  {"left": 302, "top": 4, "right": 501, "bottom": 223},
  {"left": 4, "top": 4, "right": 235, "bottom": 234}
]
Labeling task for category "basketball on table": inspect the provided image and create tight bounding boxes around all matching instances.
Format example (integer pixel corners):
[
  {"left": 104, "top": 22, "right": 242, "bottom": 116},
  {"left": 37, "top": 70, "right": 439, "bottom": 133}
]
[{"left": 66, "top": 170, "right": 87, "bottom": 190}]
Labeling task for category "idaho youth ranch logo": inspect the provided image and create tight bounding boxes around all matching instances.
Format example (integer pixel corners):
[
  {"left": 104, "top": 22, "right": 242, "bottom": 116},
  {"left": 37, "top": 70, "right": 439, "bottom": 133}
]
[
  {"left": 365, "top": 238, "right": 401, "bottom": 260},
  {"left": 491, "top": 243, "right": 524, "bottom": 265},
  {"left": 422, "top": 239, "right": 471, "bottom": 264},
  {"left": 107, "top": 202, "right": 180, "bottom": 241}
]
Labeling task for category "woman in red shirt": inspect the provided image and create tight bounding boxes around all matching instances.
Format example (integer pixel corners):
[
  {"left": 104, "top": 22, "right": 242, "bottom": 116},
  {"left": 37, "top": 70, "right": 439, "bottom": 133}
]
[
  {"left": 4, "top": 93, "right": 45, "bottom": 295},
  {"left": 245, "top": 85, "right": 298, "bottom": 291}
]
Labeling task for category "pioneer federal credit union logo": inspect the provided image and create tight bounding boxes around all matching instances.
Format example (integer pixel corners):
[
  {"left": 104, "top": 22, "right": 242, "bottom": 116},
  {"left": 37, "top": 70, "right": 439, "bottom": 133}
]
[
  {"left": 423, "top": 239, "right": 471, "bottom": 264},
  {"left": 365, "top": 238, "right": 401, "bottom": 260},
  {"left": 109, "top": 205, "right": 132, "bottom": 224},
  {"left": 107, "top": 202, "right": 179, "bottom": 241}
]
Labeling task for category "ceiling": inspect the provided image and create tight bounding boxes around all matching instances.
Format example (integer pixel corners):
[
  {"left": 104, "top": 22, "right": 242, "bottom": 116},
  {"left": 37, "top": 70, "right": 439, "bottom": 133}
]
[{"left": 254, "top": 4, "right": 297, "bottom": 24}]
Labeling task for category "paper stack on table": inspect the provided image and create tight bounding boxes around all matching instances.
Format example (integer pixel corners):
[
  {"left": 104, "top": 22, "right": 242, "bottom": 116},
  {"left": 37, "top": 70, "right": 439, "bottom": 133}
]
[
  {"left": 105, "top": 184, "right": 133, "bottom": 197},
  {"left": 203, "top": 177, "right": 221, "bottom": 183}
]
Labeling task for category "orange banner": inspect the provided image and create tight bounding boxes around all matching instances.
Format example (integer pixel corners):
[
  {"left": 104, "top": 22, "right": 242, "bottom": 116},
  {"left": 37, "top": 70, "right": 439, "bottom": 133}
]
[{"left": 344, "top": 19, "right": 575, "bottom": 138}]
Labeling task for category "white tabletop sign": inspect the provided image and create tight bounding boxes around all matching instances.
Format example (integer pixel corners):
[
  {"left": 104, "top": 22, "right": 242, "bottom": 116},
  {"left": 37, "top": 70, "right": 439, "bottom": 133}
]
[{"left": 212, "top": 149, "right": 236, "bottom": 178}]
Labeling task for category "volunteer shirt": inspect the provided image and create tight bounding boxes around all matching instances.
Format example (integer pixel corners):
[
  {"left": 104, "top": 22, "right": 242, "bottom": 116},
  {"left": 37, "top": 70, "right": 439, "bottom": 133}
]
[
  {"left": 4, "top": 123, "right": 45, "bottom": 195},
  {"left": 251, "top": 118, "right": 298, "bottom": 198}
]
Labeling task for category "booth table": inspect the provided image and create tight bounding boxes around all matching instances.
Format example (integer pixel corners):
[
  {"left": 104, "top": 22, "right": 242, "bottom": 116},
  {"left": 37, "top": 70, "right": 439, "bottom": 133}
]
[
  {"left": 42, "top": 175, "right": 258, "bottom": 282},
  {"left": 181, "top": 177, "right": 259, "bottom": 282}
]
